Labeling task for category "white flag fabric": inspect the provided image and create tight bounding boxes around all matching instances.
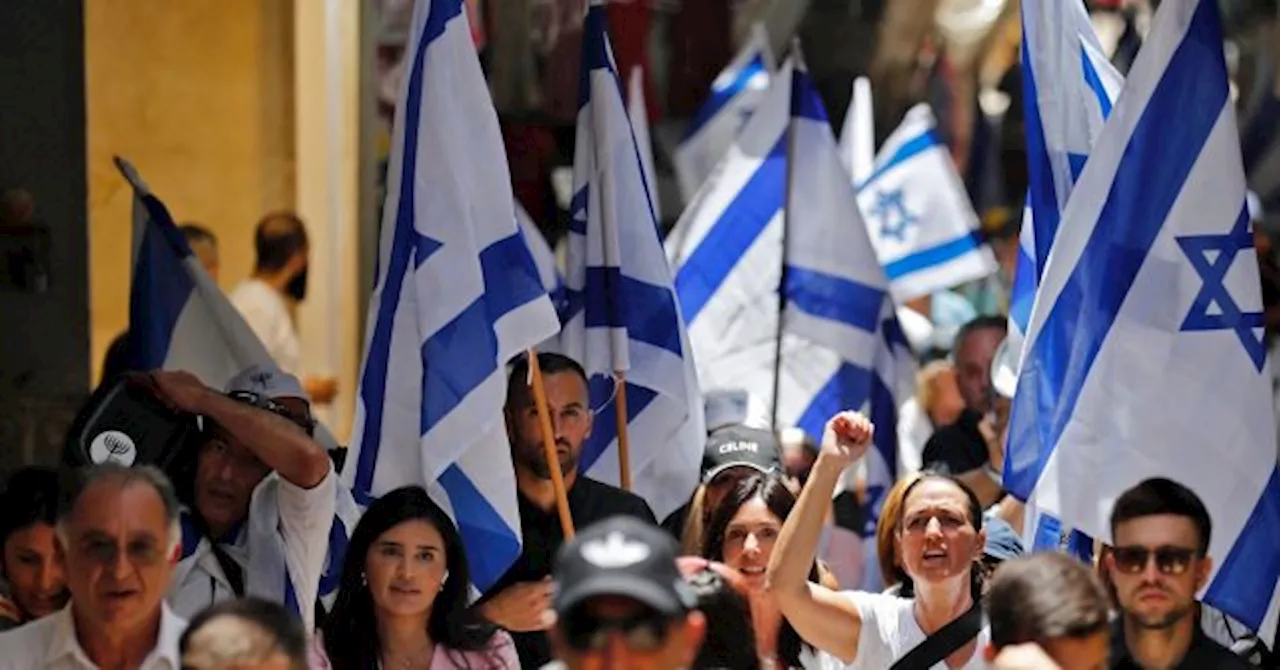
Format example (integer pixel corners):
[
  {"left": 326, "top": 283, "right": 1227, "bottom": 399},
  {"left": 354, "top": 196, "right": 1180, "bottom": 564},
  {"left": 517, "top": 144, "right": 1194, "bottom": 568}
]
[
  {"left": 1010, "top": 0, "right": 1124, "bottom": 557},
  {"left": 672, "top": 24, "right": 774, "bottom": 205},
  {"left": 669, "top": 57, "right": 899, "bottom": 544},
  {"left": 855, "top": 104, "right": 996, "bottom": 302},
  {"left": 1008, "top": 0, "right": 1280, "bottom": 641},
  {"left": 343, "top": 0, "right": 561, "bottom": 592},
  {"left": 838, "top": 76, "right": 875, "bottom": 185},
  {"left": 560, "top": 2, "right": 704, "bottom": 520},
  {"left": 628, "top": 65, "right": 660, "bottom": 223},
  {"left": 118, "top": 157, "right": 359, "bottom": 625}
]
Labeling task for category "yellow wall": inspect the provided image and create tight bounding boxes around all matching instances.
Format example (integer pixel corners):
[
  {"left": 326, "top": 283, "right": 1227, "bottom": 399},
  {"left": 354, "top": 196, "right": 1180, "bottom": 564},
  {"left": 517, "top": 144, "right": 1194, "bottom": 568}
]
[{"left": 86, "top": 0, "right": 296, "bottom": 385}]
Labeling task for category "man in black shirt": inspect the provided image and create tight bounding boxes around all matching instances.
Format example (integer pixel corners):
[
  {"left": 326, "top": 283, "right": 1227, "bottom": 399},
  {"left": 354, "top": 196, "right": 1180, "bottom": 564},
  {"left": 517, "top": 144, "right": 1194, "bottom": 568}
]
[
  {"left": 1105, "top": 478, "right": 1252, "bottom": 669},
  {"left": 478, "top": 353, "right": 656, "bottom": 668}
]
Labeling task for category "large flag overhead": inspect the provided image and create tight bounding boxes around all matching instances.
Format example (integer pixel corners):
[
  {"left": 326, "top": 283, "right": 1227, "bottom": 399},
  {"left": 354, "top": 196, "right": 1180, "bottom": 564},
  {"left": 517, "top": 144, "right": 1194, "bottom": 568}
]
[
  {"left": 560, "top": 1, "right": 704, "bottom": 520},
  {"left": 856, "top": 104, "right": 997, "bottom": 302},
  {"left": 1007, "top": 0, "right": 1280, "bottom": 640},
  {"left": 1009, "top": 0, "right": 1124, "bottom": 557},
  {"left": 669, "top": 53, "right": 897, "bottom": 540},
  {"left": 672, "top": 24, "right": 774, "bottom": 205},
  {"left": 344, "top": 0, "right": 561, "bottom": 592},
  {"left": 628, "top": 65, "right": 661, "bottom": 224},
  {"left": 117, "top": 158, "right": 359, "bottom": 626}
]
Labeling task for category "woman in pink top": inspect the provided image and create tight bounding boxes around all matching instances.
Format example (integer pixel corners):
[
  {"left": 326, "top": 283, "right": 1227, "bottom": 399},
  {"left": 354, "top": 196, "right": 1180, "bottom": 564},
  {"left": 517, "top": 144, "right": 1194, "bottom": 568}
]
[{"left": 312, "top": 486, "right": 517, "bottom": 669}]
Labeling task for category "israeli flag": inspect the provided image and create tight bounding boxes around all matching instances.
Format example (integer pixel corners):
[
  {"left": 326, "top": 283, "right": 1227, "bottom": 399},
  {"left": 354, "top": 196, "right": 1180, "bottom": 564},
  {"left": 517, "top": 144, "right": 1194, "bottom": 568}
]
[
  {"left": 1008, "top": 0, "right": 1280, "bottom": 640},
  {"left": 855, "top": 104, "right": 996, "bottom": 302},
  {"left": 560, "top": 1, "right": 704, "bottom": 521},
  {"left": 628, "top": 65, "right": 660, "bottom": 223},
  {"left": 344, "top": 0, "right": 561, "bottom": 592},
  {"left": 1011, "top": 0, "right": 1124, "bottom": 557},
  {"left": 669, "top": 55, "right": 897, "bottom": 535},
  {"left": 838, "top": 76, "right": 875, "bottom": 186},
  {"left": 118, "top": 157, "right": 359, "bottom": 625},
  {"left": 672, "top": 23, "right": 774, "bottom": 205}
]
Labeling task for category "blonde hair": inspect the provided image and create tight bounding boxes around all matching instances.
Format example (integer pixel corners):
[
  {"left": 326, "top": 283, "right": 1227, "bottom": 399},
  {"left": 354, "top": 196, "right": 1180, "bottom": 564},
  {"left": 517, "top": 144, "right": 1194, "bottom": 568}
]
[
  {"left": 877, "top": 473, "right": 924, "bottom": 589},
  {"left": 914, "top": 361, "right": 954, "bottom": 413},
  {"left": 680, "top": 485, "right": 710, "bottom": 555}
]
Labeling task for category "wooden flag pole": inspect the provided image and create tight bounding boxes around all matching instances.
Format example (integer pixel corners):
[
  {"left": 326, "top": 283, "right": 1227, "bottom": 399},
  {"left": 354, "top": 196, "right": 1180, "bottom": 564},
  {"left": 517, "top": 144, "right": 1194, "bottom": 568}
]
[
  {"left": 528, "top": 350, "right": 575, "bottom": 538},
  {"left": 614, "top": 371, "right": 632, "bottom": 491}
]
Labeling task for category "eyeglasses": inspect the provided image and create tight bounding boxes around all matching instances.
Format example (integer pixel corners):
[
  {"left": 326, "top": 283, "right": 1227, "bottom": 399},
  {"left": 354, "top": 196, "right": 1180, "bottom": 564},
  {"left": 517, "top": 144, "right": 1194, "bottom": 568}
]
[
  {"left": 227, "top": 390, "right": 315, "bottom": 436},
  {"left": 563, "top": 611, "right": 672, "bottom": 652},
  {"left": 1110, "top": 545, "right": 1198, "bottom": 576}
]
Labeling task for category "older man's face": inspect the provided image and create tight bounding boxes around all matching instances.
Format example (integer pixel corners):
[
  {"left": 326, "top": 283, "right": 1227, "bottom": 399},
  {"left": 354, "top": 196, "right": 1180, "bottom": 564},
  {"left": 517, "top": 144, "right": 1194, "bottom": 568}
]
[{"left": 550, "top": 596, "right": 705, "bottom": 670}]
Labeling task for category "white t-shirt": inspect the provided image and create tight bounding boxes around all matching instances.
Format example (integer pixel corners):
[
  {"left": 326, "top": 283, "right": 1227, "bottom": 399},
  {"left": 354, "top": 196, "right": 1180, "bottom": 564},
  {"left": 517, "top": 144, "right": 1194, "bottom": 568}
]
[
  {"left": 230, "top": 278, "right": 301, "bottom": 373},
  {"left": 846, "top": 591, "right": 989, "bottom": 670},
  {"left": 0, "top": 603, "right": 186, "bottom": 670}
]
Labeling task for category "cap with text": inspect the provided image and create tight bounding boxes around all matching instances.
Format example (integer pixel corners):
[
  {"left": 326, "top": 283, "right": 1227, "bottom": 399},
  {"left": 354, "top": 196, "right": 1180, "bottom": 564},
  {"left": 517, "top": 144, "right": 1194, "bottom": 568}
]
[
  {"left": 700, "top": 425, "right": 781, "bottom": 482},
  {"left": 553, "top": 516, "right": 696, "bottom": 618}
]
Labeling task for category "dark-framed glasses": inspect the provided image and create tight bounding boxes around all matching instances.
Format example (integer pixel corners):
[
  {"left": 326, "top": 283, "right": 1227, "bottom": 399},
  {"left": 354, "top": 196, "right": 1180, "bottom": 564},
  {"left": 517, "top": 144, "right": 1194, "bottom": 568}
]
[{"left": 1110, "top": 545, "right": 1198, "bottom": 575}]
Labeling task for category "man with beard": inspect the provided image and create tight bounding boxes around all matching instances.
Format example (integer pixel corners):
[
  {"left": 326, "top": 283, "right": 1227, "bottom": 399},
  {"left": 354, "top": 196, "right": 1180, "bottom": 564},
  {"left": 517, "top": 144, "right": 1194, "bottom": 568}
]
[
  {"left": 230, "top": 212, "right": 338, "bottom": 405},
  {"left": 479, "top": 352, "right": 656, "bottom": 668},
  {"left": 1106, "top": 478, "right": 1251, "bottom": 669}
]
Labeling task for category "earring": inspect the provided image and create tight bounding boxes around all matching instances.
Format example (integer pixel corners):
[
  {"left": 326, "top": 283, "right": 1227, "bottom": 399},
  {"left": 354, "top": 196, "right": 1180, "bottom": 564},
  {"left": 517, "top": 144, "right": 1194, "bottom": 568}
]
[
  {"left": 441, "top": 571, "right": 449, "bottom": 585},
  {"left": 360, "top": 572, "right": 367, "bottom": 586}
]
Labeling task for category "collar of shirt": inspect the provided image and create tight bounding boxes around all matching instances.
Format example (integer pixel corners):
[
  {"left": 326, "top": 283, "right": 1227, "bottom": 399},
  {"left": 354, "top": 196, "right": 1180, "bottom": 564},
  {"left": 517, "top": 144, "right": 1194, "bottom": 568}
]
[
  {"left": 1109, "top": 618, "right": 1243, "bottom": 669},
  {"left": 46, "top": 602, "right": 186, "bottom": 669}
]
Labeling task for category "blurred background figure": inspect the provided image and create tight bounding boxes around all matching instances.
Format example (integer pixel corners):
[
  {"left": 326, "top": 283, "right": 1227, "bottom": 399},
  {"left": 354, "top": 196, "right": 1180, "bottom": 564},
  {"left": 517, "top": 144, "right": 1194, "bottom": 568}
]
[
  {"left": 0, "top": 466, "right": 66, "bottom": 631},
  {"left": 984, "top": 553, "right": 1111, "bottom": 670}
]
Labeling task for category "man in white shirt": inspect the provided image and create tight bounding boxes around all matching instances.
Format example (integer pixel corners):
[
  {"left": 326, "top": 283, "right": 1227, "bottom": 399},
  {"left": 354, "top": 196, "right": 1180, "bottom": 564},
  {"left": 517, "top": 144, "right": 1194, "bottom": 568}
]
[
  {"left": 0, "top": 464, "right": 188, "bottom": 670},
  {"left": 145, "top": 365, "right": 340, "bottom": 631},
  {"left": 229, "top": 212, "right": 337, "bottom": 405}
]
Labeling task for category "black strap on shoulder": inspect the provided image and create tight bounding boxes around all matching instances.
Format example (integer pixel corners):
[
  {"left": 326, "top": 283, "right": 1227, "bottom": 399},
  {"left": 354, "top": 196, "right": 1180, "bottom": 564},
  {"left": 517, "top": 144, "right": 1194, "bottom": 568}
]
[
  {"left": 889, "top": 601, "right": 983, "bottom": 670},
  {"left": 186, "top": 511, "right": 246, "bottom": 596}
]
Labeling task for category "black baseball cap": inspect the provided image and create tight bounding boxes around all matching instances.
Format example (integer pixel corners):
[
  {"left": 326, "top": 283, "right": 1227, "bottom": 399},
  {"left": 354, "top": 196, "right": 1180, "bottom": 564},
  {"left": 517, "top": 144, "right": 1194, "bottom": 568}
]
[
  {"left": 700, "top": 425, "right": 782, "bottom": 483},
  {"left": 553, "top": 516, "right": 696, "bottom": 618}
]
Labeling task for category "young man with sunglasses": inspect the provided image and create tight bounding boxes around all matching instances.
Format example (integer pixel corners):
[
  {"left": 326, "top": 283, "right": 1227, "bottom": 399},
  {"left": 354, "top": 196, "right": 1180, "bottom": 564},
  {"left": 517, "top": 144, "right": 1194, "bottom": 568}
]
[
  {"left": 545, "top": 516, "right": 705, "bottom": 670},
  {"left": 145, "top": 365, "right": 338, "bottom": 631},
  {"left": 1106, "top": 478, "right": 1251, "bottom": 669}
]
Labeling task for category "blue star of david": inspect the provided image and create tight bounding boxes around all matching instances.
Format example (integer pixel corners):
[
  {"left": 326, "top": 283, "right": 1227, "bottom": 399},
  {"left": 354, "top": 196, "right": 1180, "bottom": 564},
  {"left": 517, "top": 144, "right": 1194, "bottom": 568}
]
[
  {"left": 870, "top": 189, "right": 916, "bottom": 243},
  {"left": 1177, "top": 210, "right": 1267, "bottom": 372},
  {"left": 413, "top": 232, "right": 442, "bottom": 269}
]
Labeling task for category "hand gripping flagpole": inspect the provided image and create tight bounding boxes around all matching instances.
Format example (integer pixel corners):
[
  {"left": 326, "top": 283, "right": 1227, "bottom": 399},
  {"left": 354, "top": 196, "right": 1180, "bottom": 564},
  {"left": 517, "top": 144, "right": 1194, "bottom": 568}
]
[
  {"left": 614, "top": 371, "right": 632, "bottom": 490},
  {"left": 528, "top": 349, "right": 576, "bottom": 538}
]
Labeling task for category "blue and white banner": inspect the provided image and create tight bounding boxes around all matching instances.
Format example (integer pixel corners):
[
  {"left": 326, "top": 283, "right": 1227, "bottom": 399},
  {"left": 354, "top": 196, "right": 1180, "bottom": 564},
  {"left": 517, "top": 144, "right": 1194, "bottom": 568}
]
[
  {"left": 855, "top": 104, "right": 996, "bottom": 302},
  {"left": 118, "top": 157, "right": 358, "bottom": 624},
  {"left": 628, "top": 65, "right": 660, "bottom": 224},
  {"left": 560, "top": 2, "right": 704, "bottom": 520},
  {"left": 1010, "top": 0, "right": 1123, "bottom": 559},
  {"left": 1008, "top": 0, "right": 1280, "bottom": 641},
  {"left": 673, "top": 23, "right": 774, "bottom": 205},
  {"left": 344, "top": 0, "right": 561, "bottom": 592},
  {"left": 669, "top": 55, "right": 898, "bottom": 537}
]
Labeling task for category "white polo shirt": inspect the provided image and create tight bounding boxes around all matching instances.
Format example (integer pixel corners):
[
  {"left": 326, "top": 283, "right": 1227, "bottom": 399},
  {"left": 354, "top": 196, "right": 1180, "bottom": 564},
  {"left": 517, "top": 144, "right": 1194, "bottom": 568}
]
[
  {"left": 168, "top": 466, "right": 338, "bottom": 631},
  {"left": 0, "top": 602, "right": 186, "bottom": 670},
  {"left": 230, "top": 279, "right": 301, "bottom": 374}
]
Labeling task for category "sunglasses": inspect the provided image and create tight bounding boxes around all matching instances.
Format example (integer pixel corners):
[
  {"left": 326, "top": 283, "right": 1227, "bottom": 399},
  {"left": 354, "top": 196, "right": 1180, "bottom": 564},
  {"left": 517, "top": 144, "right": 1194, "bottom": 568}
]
[
  {"left": 227, "top": 390, "right": 315, "bottom": 436},
  {"left": 564, "top": 611, "right": 672, "bottom": 652},
  {"left": 1110, "top": 545, "right": 1198, "bottom": 576}
]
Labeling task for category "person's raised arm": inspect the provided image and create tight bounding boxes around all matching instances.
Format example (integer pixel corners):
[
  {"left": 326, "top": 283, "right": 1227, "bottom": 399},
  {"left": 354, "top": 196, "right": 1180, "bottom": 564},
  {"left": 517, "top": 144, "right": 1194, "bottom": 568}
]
[
  {"left": 149, "top": 371, "right": 331, "bottom": 489},
  {"left": 766, "top": 411, "right": 874, "bottom": 664}
]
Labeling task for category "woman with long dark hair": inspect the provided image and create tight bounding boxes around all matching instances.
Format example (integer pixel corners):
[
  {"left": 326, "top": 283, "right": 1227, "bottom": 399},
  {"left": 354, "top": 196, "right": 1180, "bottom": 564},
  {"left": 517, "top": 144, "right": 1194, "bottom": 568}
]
[
  {"left": 314, "top": 486, "right": 516, "bottom": 669},
  {"left": 700, "top": 472, "right": 841, "bottom": 669},
  {"left": 0, "top": 467, "right": 67, "bottom": 630}
]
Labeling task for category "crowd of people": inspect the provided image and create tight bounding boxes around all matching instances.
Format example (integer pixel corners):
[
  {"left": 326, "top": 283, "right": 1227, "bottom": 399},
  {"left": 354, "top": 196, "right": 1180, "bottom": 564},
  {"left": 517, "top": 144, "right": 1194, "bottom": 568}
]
[{"left": 0, "top": 318, "right": 1268, "bottom": 669}]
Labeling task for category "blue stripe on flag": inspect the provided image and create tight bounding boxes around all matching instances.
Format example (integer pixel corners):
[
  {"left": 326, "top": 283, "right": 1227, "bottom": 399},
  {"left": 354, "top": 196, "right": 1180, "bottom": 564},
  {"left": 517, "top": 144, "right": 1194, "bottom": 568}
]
[
  {"left": 1081, "top": 46, "right": 1114, "bottom": 118},
  {"left": 1204, "top": 467, "right": 1280, "bottom": 630},
  {"left": 683, "top": 56, "right": 769, "bottom": 141},
  {"left": 579, "top": 6, "right": 614, "bottom": 108},
  {"left": 580, "top": 267, "right": 683, "bottom": 356},
  {"left": 317, "top": 516, "right": 350, "bottom": 597},
  {"left": 1009, "top": 244, "right": 1037, "bottom": 333},
  {"left": 866, "top": 370, "right": 898, "bottom": 536},
  {"left": 421, "top": 234, "right": 549, "bottom": 434},
  {"left": 438, "top": 464, "right": 522, "bottom": 591},
  {"left": 674, "top": 136, "right": 788, "bottom": 323},
  {"left": 791, "top": 69, "right": 827, "bottom": 122},
  {"left": 581, "top": 377, "right": 658, "bottom": 473},
  {"left": 352, "top": 13, "right": 435, "bottom": 499},
  {"left": 425, "top": 0, "right": 463, "bottom": 43},
  {"left": 883, "top": 232, "right": 984, "bottom": 280},
  {"left": 1032, "top": 513, "right": 1062, "bottom": 552},
  {"left": 1005, "top": 0, "right": 1230, "bottom": 499},
  {"left": 1021, "top": 37, "right": 1060, "bottom": 275},
  {"left": 857, "top": 130, "right": 943, "bottom": 191},
  {"left": 795, "top": 363, "right": 873, "bottom": 441},
  {"left": 130, "top": 195, "right": 197, "bottom": 371},
  {"left": 783, "top": 266, "right": 883, "bottom": 334}
]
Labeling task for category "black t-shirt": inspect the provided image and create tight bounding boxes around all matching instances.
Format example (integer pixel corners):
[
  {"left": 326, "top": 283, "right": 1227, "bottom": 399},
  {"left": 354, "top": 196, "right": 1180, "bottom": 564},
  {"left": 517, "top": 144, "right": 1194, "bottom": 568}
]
[
  {"left": 921, "top": 409, "right": 989, "bottom": 475},
  {"left": 484, "top": 476, "right": 656, "bottom": 668},
  {"left": 1109, "top": 620, "right": 1254, "bottom": 669},
  {"left": 660, "top": 501, "right": 689, "bottom": 541}
]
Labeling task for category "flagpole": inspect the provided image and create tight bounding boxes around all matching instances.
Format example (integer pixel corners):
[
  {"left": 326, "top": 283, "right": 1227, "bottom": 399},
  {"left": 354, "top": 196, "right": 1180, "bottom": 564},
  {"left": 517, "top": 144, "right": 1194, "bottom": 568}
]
[
  {"left": 772, "top": 43, "right": 801, "bottom": 432},
  {"left": 614, "top": 372, "right": 632, "bottom": 490},
  {"left": 528, "top": 350, "right": 576, "bottom": 538}
]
